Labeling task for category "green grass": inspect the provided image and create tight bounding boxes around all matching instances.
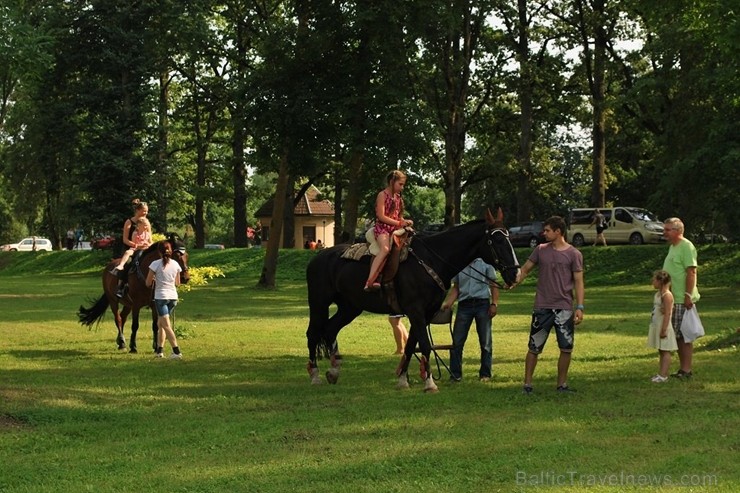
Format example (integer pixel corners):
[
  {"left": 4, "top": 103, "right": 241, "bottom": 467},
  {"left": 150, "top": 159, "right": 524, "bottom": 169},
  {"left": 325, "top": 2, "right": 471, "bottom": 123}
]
[{"left": 0, "top": 245, "right": 738, "bottom": 492}]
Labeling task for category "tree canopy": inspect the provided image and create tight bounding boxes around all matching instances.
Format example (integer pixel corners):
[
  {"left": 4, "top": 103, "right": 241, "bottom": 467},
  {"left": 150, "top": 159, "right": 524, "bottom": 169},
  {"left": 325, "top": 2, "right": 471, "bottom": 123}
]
[{"left": 1, "top": 0, "right": 736, "bottom": 263}]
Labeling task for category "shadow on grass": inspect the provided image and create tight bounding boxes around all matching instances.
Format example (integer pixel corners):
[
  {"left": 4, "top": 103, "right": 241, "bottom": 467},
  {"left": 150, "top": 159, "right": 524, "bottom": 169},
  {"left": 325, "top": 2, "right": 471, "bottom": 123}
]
[
  {"left": 9, "top": 349, "right": 90, "bottom": 359},
  {"left": 698, "top": 328, "right": 740, "bottom": 352}
]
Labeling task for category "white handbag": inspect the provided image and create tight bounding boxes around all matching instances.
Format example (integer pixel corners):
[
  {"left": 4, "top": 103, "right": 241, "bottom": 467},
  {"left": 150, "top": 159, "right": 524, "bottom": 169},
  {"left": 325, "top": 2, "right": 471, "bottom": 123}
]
[{"left": 680, "top": 307, "right": 705, "bottom": 343}]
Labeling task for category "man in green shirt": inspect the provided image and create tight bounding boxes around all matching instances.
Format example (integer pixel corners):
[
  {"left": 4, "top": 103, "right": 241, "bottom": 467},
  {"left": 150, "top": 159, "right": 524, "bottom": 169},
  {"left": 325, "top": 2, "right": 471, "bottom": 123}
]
[{"left": 662, "top": 217, "right": 700, "bottom": 379}]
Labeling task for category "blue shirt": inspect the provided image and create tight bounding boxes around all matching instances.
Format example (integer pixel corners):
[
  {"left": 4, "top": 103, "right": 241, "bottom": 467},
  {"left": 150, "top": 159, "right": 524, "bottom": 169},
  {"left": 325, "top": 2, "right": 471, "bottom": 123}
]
[{"left": 452, "top": 258, "right": 497, "bottom": 301}]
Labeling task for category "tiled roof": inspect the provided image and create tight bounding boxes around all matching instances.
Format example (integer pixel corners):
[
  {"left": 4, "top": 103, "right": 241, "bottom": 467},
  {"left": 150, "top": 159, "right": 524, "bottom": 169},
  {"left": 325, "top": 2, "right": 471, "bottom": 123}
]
[{"left": 255, "top": 185, "right": 334, "bottom": 218}]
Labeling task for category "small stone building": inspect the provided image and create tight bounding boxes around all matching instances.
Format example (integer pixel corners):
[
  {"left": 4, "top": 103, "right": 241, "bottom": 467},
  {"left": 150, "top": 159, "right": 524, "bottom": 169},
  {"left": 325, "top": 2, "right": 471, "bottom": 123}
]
[{"left": 255, "top": 185, "right": 335, "bottom": 248}]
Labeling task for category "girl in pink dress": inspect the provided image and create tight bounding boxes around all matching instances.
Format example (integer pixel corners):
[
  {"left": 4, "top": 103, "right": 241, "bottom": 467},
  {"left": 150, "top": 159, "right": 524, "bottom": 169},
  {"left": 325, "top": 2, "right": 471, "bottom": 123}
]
[
  {"left": 364, "top": 170, "right": 413, "bottom": 291},
  {"left": 114, "top": 217, "right": 152, "bottom": 270}
]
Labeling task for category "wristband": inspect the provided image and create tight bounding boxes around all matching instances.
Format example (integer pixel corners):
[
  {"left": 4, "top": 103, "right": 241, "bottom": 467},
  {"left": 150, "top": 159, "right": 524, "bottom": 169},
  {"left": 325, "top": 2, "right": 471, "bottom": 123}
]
[{"left": 576, "top": 304, "right": 584, "bottom": 311}]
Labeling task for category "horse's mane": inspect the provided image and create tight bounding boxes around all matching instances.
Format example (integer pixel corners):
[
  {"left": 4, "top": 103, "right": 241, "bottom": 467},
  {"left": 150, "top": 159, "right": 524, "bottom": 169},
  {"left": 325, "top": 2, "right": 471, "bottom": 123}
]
[{"left": 141, "top": 235, "right": 186, "bottom": 257}]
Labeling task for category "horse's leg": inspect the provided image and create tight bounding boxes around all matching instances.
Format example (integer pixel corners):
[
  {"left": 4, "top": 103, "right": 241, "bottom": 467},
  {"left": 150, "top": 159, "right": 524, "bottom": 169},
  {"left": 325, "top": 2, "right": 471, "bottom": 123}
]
[
  {"left": 306, "top": 302, "right": 329, "bottom": 385},
  {"left": 111, "top": 301, "right": 126, "bottom": 350},
  {"left": 400, "top": 316, "right": 438, "bottom": 393},
  {"left": 119, "top": 306, "right": 131, "bottom": 351},
  {"left": 321, "top": 302, "right": 361, "bottom": 385},
  {"left": 129, "top": 308, "right": 139, "bottom": 353}
]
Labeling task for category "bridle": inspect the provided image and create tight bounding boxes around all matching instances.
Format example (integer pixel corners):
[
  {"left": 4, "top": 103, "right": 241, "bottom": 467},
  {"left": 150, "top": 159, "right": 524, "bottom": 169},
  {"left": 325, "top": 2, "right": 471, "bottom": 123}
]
[{"left": 483, "top": 226, "right": 520, "bottom": 284}]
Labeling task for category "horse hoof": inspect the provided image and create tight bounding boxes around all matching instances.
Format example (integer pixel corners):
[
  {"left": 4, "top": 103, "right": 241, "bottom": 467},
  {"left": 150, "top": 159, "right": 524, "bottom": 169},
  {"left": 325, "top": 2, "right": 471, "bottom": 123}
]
[
  {"left": 424, "top": 376, "right": 439, "bottom": 393},
  {"left": 307, "top": 363, "right": 322, "bottom": 385},
  {"left": 325, "top": 366, "right": 340, "bottom": 384},
  {"left": 117, "top": 345, "right": 126, "bottom": 351},
  {"left": 129, "top": 348, "right": 137, "bottom": 354},
  {"left": 396, "top": 372, "right": 410, "bottom": 390}
]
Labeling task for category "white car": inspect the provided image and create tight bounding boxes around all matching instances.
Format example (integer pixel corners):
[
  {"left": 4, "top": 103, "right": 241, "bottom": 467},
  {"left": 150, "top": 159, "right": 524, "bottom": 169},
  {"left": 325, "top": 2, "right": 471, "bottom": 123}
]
[{"left": 1, "top": 237, "right": 53, "bottom": 251}]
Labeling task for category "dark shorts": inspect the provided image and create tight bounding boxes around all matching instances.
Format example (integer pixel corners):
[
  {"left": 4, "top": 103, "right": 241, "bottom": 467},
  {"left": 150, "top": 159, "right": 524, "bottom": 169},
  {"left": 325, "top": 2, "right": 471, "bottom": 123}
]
[
  {"left": 527, "top": 309, "right": 575, "bottom": 354},
  {"left": 596, "top": 226, "right": 605, "bottom": 234}
]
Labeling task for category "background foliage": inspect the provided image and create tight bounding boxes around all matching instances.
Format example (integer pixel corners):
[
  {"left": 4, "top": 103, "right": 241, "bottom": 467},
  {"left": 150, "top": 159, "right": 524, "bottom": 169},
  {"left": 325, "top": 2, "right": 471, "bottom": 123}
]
[{"left": 1, "top": 0, "right": 737, "bottom": 253}]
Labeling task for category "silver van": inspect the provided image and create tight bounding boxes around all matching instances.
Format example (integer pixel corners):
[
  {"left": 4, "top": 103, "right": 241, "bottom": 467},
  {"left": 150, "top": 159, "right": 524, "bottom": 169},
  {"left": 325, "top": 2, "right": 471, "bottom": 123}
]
[{"left": 567, "top": 207, "right": 665, "bottom": 246}]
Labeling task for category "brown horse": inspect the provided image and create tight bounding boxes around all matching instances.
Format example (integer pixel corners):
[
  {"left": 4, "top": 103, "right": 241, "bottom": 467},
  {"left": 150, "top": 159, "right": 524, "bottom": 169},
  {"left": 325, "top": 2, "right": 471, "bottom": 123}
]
[{"left": 78, "top": 235, "right": 190, "bottom": 352}]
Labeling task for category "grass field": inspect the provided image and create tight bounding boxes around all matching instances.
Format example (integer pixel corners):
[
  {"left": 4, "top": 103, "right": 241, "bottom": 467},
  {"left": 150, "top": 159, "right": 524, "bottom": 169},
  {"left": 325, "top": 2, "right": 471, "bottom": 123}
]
[{"left": 0, "top": 245, "right": 738, "bottom": 492}]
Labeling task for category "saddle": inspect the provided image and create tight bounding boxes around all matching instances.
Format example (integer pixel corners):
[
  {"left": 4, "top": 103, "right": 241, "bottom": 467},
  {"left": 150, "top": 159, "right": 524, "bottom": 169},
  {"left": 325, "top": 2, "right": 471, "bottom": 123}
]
[{"left": 341, "top": 228, "right": 413, "bottom": 314}]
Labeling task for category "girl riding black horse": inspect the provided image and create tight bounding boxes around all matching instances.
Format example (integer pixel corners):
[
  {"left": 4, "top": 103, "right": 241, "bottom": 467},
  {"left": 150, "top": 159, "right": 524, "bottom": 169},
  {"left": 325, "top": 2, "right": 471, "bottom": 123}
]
[{"left": 305, "top": 208, "right": 520, "bottom": 392}]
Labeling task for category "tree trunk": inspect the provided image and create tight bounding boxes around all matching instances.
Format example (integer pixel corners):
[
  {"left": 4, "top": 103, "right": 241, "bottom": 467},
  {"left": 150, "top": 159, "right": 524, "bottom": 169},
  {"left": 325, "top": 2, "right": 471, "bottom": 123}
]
[
  {"left": 232, "top": 110, "right": 247, "bottom": 248},
  {"left": 515, "top": 0, "right": 534, "bottom": 222},
  {"left": 590, "top": 0, "right": 607, "bottom": 207},
  {"left": 157, "top": 70, "right": 170, "bottom": 232},
  {"left": 259, "top": 147, "right": 290, "bottom": 288}
]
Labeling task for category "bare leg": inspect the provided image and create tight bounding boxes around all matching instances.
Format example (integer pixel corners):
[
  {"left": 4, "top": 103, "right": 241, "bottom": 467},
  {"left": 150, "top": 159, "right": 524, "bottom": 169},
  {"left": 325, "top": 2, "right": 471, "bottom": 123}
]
[
  {"left": 524, "top": 351, "right": 538, "bottom": 386},
  {"left": 658, "top": 350, "right": 671, "bottom": 377},
  {"left": 389, "top": 316, "right": 408, "bottom": 354},
  {"left": 676, "top": 338, "right": 693, "bottom": 372},
  {"left": 557, "top": 351, "right": 572, "bottom": 387},
  {"left": 365, "top": 234, "right": 390, "bottom": 286},
  {"left": 158, "top": 314, "right": 179, "bottom": 350}
]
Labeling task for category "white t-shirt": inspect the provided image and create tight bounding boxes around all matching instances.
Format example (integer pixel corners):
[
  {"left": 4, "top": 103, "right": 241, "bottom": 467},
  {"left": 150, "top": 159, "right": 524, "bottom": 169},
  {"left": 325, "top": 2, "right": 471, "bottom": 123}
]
[{"left": 149, "top": 259, "right": 182, "bottom": 300}]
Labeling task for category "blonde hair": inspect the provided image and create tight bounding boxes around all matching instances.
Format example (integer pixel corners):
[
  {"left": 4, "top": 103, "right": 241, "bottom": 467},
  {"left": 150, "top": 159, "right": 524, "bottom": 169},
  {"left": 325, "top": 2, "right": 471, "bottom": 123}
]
[
  {"left": 652, "top": 269, "right": 671, "bottom": 287},
  {"left": 385, "top": 170, "right": 407, "bottom": 186},
  {"left": 136, "top": 217, "right": 151, "bottom": 231}
]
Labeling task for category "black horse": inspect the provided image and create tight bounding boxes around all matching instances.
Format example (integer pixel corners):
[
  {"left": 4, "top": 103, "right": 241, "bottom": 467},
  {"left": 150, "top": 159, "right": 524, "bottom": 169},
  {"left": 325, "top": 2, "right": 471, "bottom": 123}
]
[
  {"left": 305, "top": 208, "right": 520, "bottom": 392},
  {"left": 78, "top": 236, "right": 190, "bottom": 352}
]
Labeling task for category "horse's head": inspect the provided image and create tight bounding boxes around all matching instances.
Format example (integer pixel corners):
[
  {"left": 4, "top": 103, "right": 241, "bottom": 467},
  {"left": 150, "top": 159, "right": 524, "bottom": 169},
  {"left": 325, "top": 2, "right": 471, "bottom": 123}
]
[
  {"left": 482, "top": 208, "right": 520, "bottom": 287},
  {"left": 168, "top": 234, "right": 190, "bottom": 284}
]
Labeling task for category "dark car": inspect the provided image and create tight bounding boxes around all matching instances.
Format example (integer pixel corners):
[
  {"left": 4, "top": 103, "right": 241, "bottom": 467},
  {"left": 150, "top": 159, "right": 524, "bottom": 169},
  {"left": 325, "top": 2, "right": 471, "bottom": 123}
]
[
  {"left": 91, "top": 235, "right": 116, "bottom": 250},
  {"left": 508, "top": 221, "right": 546, "bottom": 248}
]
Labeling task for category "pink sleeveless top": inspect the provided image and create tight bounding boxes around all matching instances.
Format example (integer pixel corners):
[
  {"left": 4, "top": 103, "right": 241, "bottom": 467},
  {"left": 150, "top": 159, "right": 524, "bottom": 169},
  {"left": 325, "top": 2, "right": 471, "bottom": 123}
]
[{"left": 374, "top": 190, "right": 403, "bottom": 236}]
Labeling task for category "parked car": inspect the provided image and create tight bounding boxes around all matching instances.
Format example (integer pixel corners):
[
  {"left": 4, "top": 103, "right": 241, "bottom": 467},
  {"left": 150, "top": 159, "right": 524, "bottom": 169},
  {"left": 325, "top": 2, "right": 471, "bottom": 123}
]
[
  {"left": 508, "top": 221, "right": 546, "bottom": 248},
  {"left": 1, "top": 237, "right": 53, "bottom": 251},
  {"left": 567, "top": 207, "right": 664, "bottom": 246},
  {"left": 91, "top": 235, "right": 116, "bottom": 250}
]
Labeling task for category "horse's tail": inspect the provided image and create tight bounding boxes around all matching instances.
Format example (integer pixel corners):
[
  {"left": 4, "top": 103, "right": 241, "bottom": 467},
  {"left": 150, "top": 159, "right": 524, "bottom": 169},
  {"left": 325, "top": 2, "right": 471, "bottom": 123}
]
[{"left": 78, "top": 294, "right": 109, "bottom": 328}]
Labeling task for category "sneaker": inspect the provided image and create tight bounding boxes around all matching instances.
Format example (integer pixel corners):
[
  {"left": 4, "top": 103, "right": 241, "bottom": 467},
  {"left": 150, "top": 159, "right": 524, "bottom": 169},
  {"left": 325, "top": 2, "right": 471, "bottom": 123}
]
[
  {"left": 651, "top": 374, "right": 668, "bottom": 383},
  {"left": 671, "top": 369, "right": 692, "bottom": 379},
  {"left": 155, "top": 353, "right": 163, "bottom": 359},
  {"left": 522, "top": 385, "right": 533, "bottom": 395},
  {"left": 479, "top": 376, "right": 491, "bottom": 383},
  {"left": 449, "top": 376, "right": 462, "bottom": 383},
  {"left": 556, "top": 385, "right": 576, "bottom": 393},
  {"left": 115, "top": 288, "right": 125, "bottom": 299},
  {"left": 170, "top": 353, "right": 182, "bottom": 359}
]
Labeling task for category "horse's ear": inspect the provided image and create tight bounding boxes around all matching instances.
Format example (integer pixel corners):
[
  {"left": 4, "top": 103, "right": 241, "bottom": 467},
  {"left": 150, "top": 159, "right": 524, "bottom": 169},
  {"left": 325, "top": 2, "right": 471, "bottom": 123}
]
[{"left": 485, "top": 207, "right": 504, "bottom": 225}]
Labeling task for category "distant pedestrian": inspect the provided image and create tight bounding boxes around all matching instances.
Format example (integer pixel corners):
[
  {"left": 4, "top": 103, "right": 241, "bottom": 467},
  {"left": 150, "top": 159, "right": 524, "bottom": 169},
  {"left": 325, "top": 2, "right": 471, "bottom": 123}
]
[
  {"left": 75, "top": 227, "right": 84, "bottom": 249},
  {"left": 66, "top": 228, "right": 75, "bottom": 250},
  {"left": 590, "top": 209, "right": 607, "bottom": 246}
]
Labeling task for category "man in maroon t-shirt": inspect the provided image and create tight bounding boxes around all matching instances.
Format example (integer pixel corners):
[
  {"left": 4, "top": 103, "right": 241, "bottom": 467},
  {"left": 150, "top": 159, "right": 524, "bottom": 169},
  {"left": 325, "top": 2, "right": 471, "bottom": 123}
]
[{"left": 513, "top": 216, "right": 585, "bottom": 394}]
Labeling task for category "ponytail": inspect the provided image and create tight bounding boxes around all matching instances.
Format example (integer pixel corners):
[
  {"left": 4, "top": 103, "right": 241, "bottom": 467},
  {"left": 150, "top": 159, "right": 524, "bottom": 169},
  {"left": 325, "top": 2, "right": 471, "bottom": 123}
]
[{"left": 157, "top": 241, "right": 172, "bottom": 266}]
